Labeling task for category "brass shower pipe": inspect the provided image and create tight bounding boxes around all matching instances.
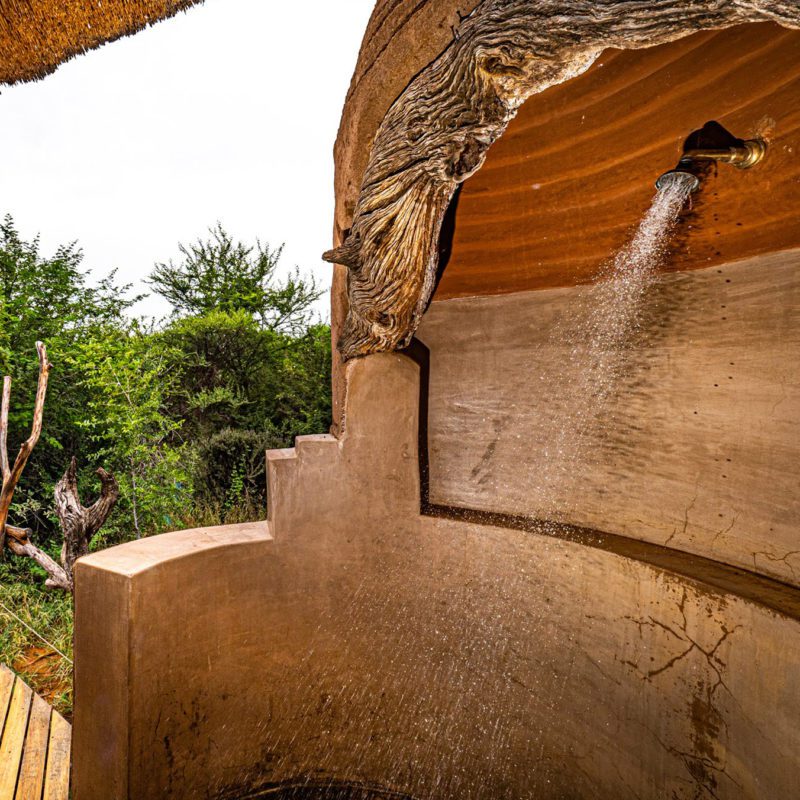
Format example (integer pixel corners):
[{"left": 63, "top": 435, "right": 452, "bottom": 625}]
[
  {"left": 681, "top": 138, "right": 767, "bottom": 169},
  {"left": 656, "top": 137, "right": 766, "bottom": 190}
]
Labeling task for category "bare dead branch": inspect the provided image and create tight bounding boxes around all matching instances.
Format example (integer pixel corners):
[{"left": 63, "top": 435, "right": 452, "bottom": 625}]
[
  {"left": 5, "top": 523, "right": 31, "bottom": 543},
  {"left": 5, "top": 459, "right": 118, "bottom": 592},
  {"left": 2, "top": 344, "right": 118, "bottom": 591},
  {"left": 6, "top": 535, "right": 71, "bottom": 591},
  {"left": 1, "top": 376, "right": 10, "bottom": 483},
  {"left": 55, "top": 457, "right": 119, "bottom": 589},
  {"left": 0, "top": 342, "right": 50, "bottom": 555}
]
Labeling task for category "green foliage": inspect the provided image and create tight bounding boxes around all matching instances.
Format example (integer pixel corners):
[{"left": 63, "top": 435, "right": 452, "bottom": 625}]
[
  {"left": 159, "top": 309, "right": 272, "bottom": 436},
  {"left": 70, "top": 323, "right": 190, "bottom": 539},
  {"left": 150, "top": 227, "right": 332, "bottom": 511},
  {"left": 159, "top": 311, "right": 331, "bottom": 438},
  {"left": 0, "top": 214, "right": 140, "bottom": 540},
  {"left": 194, "top": 428, "right": 278, "bottom": 511},
  {"left": 0, "top": 216, "right": 331, "bottom": 541},
  {"left": 159, "top": 311, "right": 331, "bottom": 510},
  {"left": 148, "top": 222, "right": 323, "bottom": 334},
  {"left": 0, "top": 216, "right": 332, "bottom": 701},
  {"left": 272, "top": 322, "right": 332, "bottom": 439}
]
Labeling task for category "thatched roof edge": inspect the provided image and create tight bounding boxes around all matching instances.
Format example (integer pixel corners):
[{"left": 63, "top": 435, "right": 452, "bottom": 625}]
[{"left": 1, "top": 0, "right": 205, "bottom": 86}]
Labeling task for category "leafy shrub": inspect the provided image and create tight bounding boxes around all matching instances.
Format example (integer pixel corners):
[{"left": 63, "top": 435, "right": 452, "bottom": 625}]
[
  {"left": 0, "top": 217, "right": 333, "bottom": 706},
  {"left": 194, "top": 427, "right": 282, "bottom": 514}
]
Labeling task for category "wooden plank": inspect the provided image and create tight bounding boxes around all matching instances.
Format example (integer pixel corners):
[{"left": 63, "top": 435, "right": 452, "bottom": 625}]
[
  {"left": 0, "top": 677, "right": 32, "bottom": 800},
  {"left": 15, "top": 693, "right": 52, "bottom": 800},
  {"left": 42, "top": 711, "right": 70, "bottom": 800},
  {"left": 0, "top": 667, "right": 15, "bottom": 734}
]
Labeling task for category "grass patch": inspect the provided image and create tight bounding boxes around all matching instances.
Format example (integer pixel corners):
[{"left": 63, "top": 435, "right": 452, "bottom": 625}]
[{"left": 0, "top": 559, "right": 74, "bottom": 717}]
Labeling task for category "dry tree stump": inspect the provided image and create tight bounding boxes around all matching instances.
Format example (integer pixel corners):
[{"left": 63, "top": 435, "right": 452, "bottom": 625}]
[{"left": 53, "top": 457, "right": 119, "bottom": 590}]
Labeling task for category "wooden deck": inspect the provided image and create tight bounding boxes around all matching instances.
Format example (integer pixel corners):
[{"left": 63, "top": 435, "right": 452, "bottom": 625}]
[{"left": 0, "top": 666, "right": 70, "bottom": 800}]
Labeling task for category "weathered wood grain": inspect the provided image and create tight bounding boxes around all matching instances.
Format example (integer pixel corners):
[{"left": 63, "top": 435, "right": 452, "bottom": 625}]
[
  {"left": 0, "top": 667, "right": 14, "bottom": 729},
  {"left": 323, "top": 0, "right": 800, "bottom": 360},
  {"left": 15, "top": 694, "right": 51, "bottom": 800},
  {"left": 418, "top": 249, "right": 800, "bottom": 587},
  {"left": 0, "top": 343, "right": 49, "bottom": 558},
  {"left": 330, "top": 0, "right": 483, "bottom": 432},
  {"left": 0, "top": 678, "right": 32, "bottom": 798},
  {"left": 42, "top": 713, "right": 70, "bottom": 800},
  {"left": 0, "top": 667, "right": 70, "bottom": 800}
]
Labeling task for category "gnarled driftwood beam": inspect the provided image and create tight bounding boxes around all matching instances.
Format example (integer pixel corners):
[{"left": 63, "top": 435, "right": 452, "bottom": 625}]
[{"left": 323, "top": 0, "right": 800, "bottom": 360}]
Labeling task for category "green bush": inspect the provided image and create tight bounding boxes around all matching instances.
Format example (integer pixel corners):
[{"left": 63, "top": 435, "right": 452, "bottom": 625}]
[
  {"left": 0, "top": 217, "right": 331, "bottom": 541},
  {"left": 0, "top": 217, "right": 333, "bottom": 708},
  {"left": 194, "top": 427, "right": 280, "bottom": 512}
]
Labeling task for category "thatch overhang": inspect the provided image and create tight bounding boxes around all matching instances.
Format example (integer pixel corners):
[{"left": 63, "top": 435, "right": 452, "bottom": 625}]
[{"left": 0, "top": 0, "right": 205, "bottom": 85}]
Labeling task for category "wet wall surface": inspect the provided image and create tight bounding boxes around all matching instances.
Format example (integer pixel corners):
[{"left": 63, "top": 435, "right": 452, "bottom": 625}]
[
  {"left": 231, "top": 781, "right": 414, "bottom": 799},
  {"left": 74, "top": 355, "right": 800, "bottom": 800},
  {"left": 420, "top": 250, "right": 800, "bottom": 588}
]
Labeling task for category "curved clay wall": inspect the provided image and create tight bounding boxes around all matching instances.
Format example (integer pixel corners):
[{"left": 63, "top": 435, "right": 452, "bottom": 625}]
[
  {"left": 416, "top": 21, "right": 800, "bottom": 588},
  {"left": 433, "top": 22, "right": 800, "bottom": 298},
  {"left": 72, "top": 3, "right": 800, "bottom": 798},
  {"left": 74, "top": 354, "right": 800, "bottom": 799}
]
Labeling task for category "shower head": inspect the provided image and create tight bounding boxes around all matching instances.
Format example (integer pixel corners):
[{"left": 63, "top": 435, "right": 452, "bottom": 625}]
[{"left": 655, "top": 169, "right": 700, "bottom": 192}]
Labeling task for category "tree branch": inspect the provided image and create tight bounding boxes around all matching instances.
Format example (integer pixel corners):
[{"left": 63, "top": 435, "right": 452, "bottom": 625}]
[
  {"left": 6, "top": 533, "right": 71, "bottom": 591},
  {"left": 1, "top": 376, "right": 10, "bottom": 483},
  {"left": 1, "top": 345, "right": 117, "bottom": 591},
  {"left": 0, "top": 342, "right": 50, "bottom": 555}
]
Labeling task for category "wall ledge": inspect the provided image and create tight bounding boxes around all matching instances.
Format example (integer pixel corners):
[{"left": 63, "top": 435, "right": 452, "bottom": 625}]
[{"left": 76, "top": 520, "right": 272, "bottom": 579}]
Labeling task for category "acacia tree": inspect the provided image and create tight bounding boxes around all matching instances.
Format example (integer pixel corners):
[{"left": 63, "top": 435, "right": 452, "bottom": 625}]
[
  {"left": 73, "top": 323, "right": 187, "bottom": 539},
  {"left": 148, "top": 222, "right": 322, "bottom": 334},
  {"left": 149, "top": 225, "right": 331, "bottom": 515}
]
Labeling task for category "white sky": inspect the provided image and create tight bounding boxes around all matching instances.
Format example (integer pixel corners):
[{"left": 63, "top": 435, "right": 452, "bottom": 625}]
[{"left": 0, "top": 0, "right": 376, "bottom": 322}]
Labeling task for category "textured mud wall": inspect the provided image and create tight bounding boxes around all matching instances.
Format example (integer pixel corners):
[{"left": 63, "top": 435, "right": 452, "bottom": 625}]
[
  {"left": 418, "top": 250, "right": 800, "bottom": 588},
  {"left": 74, "top": 353, "right": 800, "bottom": 800}
]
